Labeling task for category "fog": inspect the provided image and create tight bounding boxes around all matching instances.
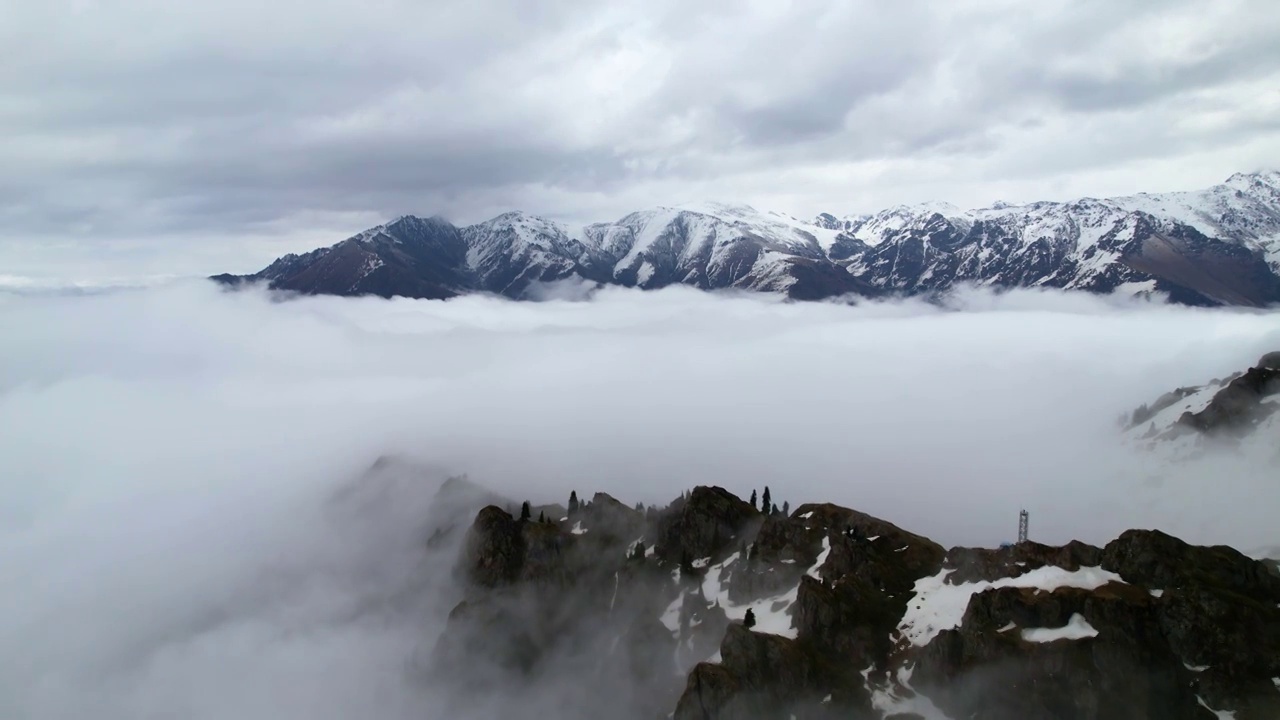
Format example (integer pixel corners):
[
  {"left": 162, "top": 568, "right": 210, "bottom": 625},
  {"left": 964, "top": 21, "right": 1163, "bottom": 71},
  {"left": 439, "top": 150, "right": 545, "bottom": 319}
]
[{"left": 1, "top": 281, "right": 1277, "bottom": 719}]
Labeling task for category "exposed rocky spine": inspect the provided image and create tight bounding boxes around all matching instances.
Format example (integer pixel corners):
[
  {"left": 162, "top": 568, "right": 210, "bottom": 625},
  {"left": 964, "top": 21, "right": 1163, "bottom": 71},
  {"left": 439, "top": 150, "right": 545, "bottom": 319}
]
[{"left": 429, "top": 479, "right": 1280, "bottom": 720}]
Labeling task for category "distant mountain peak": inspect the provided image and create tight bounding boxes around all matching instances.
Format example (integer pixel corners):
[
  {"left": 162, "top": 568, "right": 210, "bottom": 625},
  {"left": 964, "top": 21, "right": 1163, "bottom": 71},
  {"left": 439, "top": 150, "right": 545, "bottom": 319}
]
[
  {"left": 216, "top": 172, "right": 1280, "bottom": 307},
  {"left": 670, "top": 200, "right": 760, "bottom": 218}
]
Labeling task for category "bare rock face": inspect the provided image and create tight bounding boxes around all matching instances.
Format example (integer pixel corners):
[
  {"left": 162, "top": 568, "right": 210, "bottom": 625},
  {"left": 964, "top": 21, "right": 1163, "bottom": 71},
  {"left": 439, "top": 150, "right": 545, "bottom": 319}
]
[
  {"left": 674, "top": 624, "right": 875, "bottom": 720},
  {"left": 437, "top": 503, "right": 685, "bottom": 719},
  {"left": 1101, "top": 529, "right": 1280, "bottom": 717},
  {"left": 463, "top": 505, "right": 527, "bottom": 587},
  {"left": 944, "top": 539, "right": 1103, "bottom": 585},
  {"left": 914, "top": 583, "right": 1206, "bottom": 720},
  {"left": 1101, "top": 529, "right": 1280, "bottom": 603},
  {"left": 577, "top": 491, "right": 645, "bottom": 544},
  {"left": 787, "top": 511, "right": 945, "bottom": 671},
  {"left": 907, "top": 529, "right": 1280, "bottom": 720},
  {"left": 655, "top": 486, "right": 761, "bottom": 564}
]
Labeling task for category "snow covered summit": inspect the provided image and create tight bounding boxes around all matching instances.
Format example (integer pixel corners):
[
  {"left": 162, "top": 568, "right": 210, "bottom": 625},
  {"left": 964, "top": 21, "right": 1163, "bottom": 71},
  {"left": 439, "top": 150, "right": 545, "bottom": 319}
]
[{"left": 215, "top": 171, "right": 1280, "bottom": 307}]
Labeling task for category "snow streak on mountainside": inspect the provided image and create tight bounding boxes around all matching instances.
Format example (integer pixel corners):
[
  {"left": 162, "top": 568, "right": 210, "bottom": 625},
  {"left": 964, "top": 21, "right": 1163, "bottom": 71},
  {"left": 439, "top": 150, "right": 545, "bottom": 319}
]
[
  {"left": 216, "top": 172, "right": 1280, "bottom": 307},
  {"left": 1125, "top": 350, "right": 1280, "bottom": 463}
]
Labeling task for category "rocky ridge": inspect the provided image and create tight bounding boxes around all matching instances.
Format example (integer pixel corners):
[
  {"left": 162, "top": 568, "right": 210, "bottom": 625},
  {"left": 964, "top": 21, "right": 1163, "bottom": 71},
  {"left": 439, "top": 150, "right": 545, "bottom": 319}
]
[
  {"left": 424, "top": 478, "right": 1280, "bottom": 720},
  {"left": 214, "top": 172, "right": 1280, "bottom": 307},
  {"left": 1126, "top": 352, "right": 1280, "bottom": 460}
]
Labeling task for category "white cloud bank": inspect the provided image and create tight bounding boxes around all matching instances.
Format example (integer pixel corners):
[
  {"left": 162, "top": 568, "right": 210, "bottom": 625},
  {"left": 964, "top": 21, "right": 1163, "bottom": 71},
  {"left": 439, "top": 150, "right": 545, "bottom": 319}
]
[{"left": 0, "top": 282, "right": 1277, "bottom": 718}]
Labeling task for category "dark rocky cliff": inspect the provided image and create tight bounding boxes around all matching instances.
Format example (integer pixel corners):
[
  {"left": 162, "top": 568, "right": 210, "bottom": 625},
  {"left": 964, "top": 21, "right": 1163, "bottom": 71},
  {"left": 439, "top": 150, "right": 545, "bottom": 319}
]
[{"left": 430, "top": 482, "right": 1280, "bottom": 720}]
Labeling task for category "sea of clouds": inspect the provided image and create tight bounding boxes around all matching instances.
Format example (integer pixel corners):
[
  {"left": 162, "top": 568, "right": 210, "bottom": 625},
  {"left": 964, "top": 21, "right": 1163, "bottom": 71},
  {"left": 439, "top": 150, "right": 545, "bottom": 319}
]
[{"left": 1, "top": 280, "right": 1276, "bottom": 719}]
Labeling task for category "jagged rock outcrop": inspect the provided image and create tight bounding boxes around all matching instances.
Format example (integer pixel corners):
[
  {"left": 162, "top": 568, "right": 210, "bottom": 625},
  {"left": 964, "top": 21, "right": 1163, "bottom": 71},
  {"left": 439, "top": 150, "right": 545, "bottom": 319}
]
[
  {"left": 914, "top": 583, "right": 1207, "bottom": 720},
  {"left": 432, "top": 483, "right": 1280, "bottom": 720},
  {"left": 655, "top": 486, "right": 761, "bottom": 564},
  {"left": 675, "top": 624, "right": 875, "bottom": 720},
  {"left": 1101, "top": 529, "right": 1280, "bottom": 717},
  {"left": 435, "top": 502, "right": 685, "bottom": 719},
  {"left": 577, "top": 491, "right": 645, "bottom": 542},
  {"left": 1101, "top": 529, "right": 1280, "bottom": 601},
  {"left": 944, "top": 539, "right": 1104, "bottom": 584},
  {"left": 462, "top": 506, "right": 528, "bottom": 587}
]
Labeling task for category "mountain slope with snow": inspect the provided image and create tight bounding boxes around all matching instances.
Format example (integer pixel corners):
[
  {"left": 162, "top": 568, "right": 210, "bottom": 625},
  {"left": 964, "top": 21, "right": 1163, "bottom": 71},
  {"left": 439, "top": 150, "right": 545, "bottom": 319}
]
[
  {"left": 216, "top": 172, "right": 1280, "bottom": 306},
  {"left": 1125, "top": 351, "right": 1280, "bottom": 464},
  {"left": 424, "top": 474, "right": 1280, "bottom": 720}
]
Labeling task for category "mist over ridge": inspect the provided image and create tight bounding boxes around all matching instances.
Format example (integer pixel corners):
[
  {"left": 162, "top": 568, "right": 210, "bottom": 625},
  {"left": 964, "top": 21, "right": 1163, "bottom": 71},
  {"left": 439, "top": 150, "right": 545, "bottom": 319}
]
[{"left": 1, "top": 280, "right": 1277, "bottom": 719}]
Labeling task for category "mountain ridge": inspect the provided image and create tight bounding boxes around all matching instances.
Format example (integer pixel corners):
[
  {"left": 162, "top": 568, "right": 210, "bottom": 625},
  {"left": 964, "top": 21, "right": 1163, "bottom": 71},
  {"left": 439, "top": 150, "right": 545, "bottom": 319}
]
[
  {"left": 408, "top": 467, "right": 1280, "bottom": 720},
  {"left": 215, "top": 171, "right": 1280, "bottom": 307}
]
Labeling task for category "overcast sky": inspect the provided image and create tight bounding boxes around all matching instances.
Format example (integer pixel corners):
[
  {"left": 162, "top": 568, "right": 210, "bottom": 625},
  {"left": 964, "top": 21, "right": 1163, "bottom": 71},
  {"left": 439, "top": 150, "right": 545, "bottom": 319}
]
[{"left": 4, "top": 0, "right": 1280, "bottom": 278}]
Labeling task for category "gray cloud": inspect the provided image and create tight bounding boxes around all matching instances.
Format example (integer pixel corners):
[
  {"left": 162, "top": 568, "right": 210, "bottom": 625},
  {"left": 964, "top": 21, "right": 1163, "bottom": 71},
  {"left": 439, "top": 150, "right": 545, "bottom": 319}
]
[{"left": 2, "top": 0, "right": 1279, "bottom": 275}]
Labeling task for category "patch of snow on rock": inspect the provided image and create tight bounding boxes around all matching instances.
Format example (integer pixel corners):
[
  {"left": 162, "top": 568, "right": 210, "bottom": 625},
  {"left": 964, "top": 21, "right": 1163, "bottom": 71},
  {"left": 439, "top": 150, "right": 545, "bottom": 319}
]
[
  {"left": 1197, "top": 696, "right": 1237, "bottom": 719},
  {"left": 1021, "top": 613, "right": 1099, "bottom": 642},
  {"left": 898, "top": 565, "right": 1124, "bottom": 647},
  {"left": 806, "top": 537, "right": 831, "bottom": 580}
]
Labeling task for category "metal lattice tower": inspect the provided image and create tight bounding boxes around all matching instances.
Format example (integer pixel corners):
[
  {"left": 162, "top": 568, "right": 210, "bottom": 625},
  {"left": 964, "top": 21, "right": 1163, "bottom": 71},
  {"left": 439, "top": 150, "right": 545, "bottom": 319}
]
[{"left": 1018, "top": 509, "right": 1029, "bottom": 544}]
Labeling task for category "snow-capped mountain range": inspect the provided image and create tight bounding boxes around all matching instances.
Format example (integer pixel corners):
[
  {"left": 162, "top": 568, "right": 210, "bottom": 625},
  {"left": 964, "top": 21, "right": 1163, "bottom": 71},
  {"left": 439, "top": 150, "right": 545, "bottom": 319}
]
[{"left": 215, "top": 171, "right": 1280, "bottom": 306}]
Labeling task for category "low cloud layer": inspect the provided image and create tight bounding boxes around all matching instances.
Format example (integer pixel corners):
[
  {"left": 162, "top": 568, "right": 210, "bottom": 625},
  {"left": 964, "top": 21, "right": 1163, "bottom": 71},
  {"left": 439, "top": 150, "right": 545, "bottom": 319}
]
[{"left": 1, "top": 284, "right": 1277, "bottom": 718}]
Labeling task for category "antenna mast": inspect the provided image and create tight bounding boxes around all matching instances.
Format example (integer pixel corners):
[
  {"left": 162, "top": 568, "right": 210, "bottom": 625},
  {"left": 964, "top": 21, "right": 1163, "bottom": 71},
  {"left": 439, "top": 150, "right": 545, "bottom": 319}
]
[{"left": 1018, "top": 509, "right": 1029, "bottom": 544}]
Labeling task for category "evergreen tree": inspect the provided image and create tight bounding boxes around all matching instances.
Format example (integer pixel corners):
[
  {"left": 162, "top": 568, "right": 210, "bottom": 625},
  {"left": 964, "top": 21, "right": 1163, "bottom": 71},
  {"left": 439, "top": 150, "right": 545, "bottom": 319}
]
[
  {"left": 635, "top": 502, "right": 644, "bottom": 513},
  {"left": 749, "top": 489, "right": 758, "bottom": 510},
  {"left": 680, "top": 549, "right": 694, "bottom": 575},
  {"left": 520, "top": 501, "right": 531, "bottom": 521},
  {"left": 538, "top": 510, "right": 546, "bottom": 523},
  {"left": 761, "top": 486, "right": 771, "bottom": 513},
  {"left": 771, "top": 503, "right": 779, "bottom": 516},
  {"left": 782, "top": 501, "right": 790, "bottom": 517},
  {"left": 568, "top": 491, "right": 579, "bottom": 515},
  {"left": 743, "top": 608, "right": 756, "bottom": 629}
]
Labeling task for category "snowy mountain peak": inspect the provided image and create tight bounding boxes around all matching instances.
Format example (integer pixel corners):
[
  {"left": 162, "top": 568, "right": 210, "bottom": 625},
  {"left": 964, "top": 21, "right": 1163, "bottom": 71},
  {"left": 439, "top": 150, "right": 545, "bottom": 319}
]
[
  {"left": 477, "top": 210, "right": 572, "bottom": 237},
  {"left": 218, "top": 172, "right": 1280, "bottom": 307},
  {"left": 1224, "top": 169, "right": 1280, "bottom": 192},
  {"left": 893, "top": 200, "right": 964, "bottom": 217},
  {"left": 670, "top": 200, "right": 761, "bottom": 219}
]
